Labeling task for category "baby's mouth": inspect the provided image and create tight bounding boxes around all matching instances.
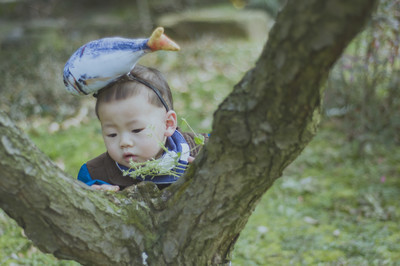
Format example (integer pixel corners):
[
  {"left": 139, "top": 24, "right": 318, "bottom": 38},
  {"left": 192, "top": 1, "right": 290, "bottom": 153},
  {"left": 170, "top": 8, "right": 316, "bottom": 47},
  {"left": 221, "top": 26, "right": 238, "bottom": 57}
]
[{"left": 123, "top": 153, "right": 137, "bottom": 162}]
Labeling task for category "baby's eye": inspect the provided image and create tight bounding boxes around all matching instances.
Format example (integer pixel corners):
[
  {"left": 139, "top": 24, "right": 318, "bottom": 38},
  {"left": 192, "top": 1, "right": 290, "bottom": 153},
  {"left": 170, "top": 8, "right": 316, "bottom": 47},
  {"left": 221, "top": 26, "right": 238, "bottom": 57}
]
[
  {"left": 107, "top": 133, "right": 117, "bottom": 138},
  {"left": 132, "top": 128, "right": 144, "bottom": 133}
]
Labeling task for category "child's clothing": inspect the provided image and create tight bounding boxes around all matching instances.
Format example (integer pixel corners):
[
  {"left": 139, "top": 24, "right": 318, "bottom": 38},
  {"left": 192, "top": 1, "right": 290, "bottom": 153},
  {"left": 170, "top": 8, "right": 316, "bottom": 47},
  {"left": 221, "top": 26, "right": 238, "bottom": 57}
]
[{"left": 77, "top": 130, "right": 207, "bottom": 190}]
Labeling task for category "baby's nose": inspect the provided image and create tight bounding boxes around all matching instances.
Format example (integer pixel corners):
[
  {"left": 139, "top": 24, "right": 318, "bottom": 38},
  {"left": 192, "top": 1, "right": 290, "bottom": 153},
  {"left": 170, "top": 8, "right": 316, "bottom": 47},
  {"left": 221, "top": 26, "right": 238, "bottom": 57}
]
[{"left": 120, "top": 133, "right": 134, "bottom": 147}]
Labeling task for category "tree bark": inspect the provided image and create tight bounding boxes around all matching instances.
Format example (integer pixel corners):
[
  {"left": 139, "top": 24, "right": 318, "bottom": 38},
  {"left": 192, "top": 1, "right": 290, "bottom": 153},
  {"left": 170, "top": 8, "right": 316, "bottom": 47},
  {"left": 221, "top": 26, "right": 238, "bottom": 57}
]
[{"left": 0, "top": 0, "right": 377, "bottom": 265}]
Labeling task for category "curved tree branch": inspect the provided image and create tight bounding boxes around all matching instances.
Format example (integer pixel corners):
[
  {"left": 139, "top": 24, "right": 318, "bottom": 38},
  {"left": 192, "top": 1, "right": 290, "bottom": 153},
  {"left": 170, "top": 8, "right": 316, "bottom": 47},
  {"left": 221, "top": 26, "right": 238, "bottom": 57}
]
[
  {"left": 158, "top": 0, "right": 378, "bottom": 264},
  {"left": 0, "top": 112, "right": 163, "bottom": 265},
  {"left": 0, "top": 0, "right": 377, "bottom": 265}
]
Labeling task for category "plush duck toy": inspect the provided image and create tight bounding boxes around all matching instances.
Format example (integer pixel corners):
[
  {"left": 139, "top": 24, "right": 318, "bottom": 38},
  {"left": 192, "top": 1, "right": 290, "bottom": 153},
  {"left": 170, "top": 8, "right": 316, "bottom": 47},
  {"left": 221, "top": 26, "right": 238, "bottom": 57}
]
[{"left": 63, "top": 27, "right": 180, "bottom": 95}]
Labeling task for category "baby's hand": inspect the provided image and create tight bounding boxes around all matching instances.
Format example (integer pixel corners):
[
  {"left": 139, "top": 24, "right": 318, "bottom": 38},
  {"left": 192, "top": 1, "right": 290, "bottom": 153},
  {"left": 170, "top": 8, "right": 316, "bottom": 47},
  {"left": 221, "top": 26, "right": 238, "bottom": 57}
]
[
  {"left": 92, "top": 184, "right": 120, "bottom": 192},
  {"left": 188, "top": 156, "right": 195, "bottom": 163}
]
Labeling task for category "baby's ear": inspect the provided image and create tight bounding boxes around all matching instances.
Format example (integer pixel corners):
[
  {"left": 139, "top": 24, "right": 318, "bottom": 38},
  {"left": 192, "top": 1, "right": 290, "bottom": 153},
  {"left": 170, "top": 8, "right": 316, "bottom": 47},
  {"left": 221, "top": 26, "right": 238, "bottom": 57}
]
[{"left": 165, "top": 110, "right": 177, "bottom": 137}]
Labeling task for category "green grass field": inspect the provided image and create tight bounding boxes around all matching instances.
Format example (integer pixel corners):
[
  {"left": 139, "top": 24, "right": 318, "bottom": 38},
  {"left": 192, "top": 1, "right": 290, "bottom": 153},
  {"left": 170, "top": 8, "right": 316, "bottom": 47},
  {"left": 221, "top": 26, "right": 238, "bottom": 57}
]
[{"left": 0, "top": 37, "right": 399, "bottom": 265}]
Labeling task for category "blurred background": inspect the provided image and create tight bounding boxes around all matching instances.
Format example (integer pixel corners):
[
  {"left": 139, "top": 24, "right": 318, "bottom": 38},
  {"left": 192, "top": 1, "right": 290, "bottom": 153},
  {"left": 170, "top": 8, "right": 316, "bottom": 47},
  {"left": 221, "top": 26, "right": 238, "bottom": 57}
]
[{"left": 0, "top": 0, "right": 399, "bottom": 264}]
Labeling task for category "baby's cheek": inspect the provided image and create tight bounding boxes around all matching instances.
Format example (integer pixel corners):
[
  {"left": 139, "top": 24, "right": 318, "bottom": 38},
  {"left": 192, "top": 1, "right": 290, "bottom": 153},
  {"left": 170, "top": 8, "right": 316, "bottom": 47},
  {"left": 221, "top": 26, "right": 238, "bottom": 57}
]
[
  {"left": 104, "top": 140, "right": 115, "bottom": 151},
  {"left": 144, "top": 140, "right": 163, "bottom": 157}
]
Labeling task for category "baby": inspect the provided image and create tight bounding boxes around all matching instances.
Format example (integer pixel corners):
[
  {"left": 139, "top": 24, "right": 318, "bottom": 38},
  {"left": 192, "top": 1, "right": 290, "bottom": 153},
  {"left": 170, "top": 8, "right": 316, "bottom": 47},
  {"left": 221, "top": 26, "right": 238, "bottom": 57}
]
[{"left": 77, "top": 65, "right": 204, "bottom": 191}]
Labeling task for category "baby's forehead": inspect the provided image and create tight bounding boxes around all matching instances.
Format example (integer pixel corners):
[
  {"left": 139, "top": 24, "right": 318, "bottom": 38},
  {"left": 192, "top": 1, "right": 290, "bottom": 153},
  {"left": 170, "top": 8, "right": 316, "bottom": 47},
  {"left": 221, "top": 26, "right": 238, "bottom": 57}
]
[
  {"left": 100, "top": 89, "right": 164, "bottom": 111},
  {"left": 102, "top": 86, "right": 154, "bottom": 103},
  {"left": 98, "top": 93, "right": 165, "bottom": 120}
]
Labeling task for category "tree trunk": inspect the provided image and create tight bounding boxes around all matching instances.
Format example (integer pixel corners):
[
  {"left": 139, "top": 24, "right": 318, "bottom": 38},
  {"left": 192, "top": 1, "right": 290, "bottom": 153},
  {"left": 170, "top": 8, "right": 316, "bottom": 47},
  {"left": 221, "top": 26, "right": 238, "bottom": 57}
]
[{"left": 0, "top": 0, "right": 377, "bottom": 265}]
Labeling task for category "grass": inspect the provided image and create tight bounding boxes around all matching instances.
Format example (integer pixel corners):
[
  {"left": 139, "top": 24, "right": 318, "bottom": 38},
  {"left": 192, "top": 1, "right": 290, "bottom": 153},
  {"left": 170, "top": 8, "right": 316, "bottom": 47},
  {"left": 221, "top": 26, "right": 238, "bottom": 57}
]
[{"left": 233, "top": 123, "right": 400, "bottom": 265}]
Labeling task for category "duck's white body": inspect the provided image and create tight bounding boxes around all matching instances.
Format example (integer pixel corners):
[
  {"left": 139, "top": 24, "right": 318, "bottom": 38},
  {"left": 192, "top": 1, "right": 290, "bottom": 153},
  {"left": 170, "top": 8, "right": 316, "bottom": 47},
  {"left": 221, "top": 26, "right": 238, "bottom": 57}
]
[{"left": 63, "top": 27, "right": 179, "bottom": 95}]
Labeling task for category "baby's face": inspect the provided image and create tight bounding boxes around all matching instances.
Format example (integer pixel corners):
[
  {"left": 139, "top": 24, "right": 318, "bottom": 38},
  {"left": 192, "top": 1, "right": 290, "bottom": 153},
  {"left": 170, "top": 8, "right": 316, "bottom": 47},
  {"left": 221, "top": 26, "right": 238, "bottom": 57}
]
[{"left": 98, "top": 92, "right": 173, "bottom": 167}]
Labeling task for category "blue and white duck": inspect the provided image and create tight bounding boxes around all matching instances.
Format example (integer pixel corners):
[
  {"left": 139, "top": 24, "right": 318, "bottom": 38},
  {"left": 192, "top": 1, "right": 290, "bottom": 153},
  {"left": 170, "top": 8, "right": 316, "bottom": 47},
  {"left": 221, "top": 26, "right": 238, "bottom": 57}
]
[{"left": 63, "top": 27, "right": 179, "bottom": 95}]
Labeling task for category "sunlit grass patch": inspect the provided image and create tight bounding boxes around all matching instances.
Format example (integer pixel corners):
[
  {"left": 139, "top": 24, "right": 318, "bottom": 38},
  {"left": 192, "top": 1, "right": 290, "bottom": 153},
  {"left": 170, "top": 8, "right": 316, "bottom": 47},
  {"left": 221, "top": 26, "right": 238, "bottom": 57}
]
[
  {"left": 29, "top": 118, "right": 104, "bottom": 178},
  {"left": 232, "top": 123, "right": 400, "bottom": 265}
]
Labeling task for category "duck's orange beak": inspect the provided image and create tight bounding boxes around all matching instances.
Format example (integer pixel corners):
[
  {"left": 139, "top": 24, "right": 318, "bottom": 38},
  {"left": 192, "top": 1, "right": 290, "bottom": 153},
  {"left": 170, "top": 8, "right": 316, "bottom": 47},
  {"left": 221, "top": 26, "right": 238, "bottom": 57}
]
[{"left": 147, "top": 27, "right": 180, "bottom": 52}]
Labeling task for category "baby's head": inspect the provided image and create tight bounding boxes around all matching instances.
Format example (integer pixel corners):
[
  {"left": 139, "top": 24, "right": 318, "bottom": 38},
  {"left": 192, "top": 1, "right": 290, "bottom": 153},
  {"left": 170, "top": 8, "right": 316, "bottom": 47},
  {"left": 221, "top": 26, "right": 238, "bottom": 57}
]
[
  {"left": 95, "top": 65, "right": 174, "bottom": 116},
  {"left": 95, "top": 65, "right": 177, "bottom": 167}
]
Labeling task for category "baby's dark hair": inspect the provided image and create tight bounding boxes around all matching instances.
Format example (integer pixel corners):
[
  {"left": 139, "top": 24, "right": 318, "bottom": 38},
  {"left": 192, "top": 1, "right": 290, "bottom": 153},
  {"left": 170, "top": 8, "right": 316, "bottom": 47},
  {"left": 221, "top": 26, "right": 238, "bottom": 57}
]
[{"left": 95, "top": 64, "right": 173, "bottom": 118}]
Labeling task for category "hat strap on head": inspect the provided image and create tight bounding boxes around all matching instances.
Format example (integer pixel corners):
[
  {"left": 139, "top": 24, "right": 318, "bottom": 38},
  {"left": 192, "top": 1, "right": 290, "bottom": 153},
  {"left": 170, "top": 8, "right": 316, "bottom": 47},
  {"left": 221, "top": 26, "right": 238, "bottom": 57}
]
[{"left": 126, "top": 72, "right": 170, "bottom": 112}]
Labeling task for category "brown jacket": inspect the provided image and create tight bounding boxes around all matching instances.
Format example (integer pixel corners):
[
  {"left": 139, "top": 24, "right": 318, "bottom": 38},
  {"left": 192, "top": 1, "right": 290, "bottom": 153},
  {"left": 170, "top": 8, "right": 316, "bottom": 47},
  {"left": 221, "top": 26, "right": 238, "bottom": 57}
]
[{"left": 86, "top": 131, "right": 208, "bottom": 190}]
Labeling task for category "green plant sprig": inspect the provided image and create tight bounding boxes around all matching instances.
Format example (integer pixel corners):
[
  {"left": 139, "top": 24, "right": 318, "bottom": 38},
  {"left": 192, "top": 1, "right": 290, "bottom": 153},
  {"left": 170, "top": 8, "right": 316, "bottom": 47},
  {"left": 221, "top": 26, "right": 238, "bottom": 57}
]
[
  {"left": 123, "top": 118, "right": 205, "bottom": 180},
  {"left": 123, "top": 149, "right": 187, "bottom": 179},
  {"left": 181, "top": 118, "right": 205, "bottom": 146}
]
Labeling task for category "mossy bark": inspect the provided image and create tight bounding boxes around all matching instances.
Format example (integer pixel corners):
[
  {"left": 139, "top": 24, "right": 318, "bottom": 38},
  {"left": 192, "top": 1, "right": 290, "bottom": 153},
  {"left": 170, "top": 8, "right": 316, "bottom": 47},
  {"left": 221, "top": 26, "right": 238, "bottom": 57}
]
[{"left": 0, "top": 0, "right": 377, "bottom": 265}]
